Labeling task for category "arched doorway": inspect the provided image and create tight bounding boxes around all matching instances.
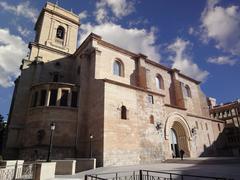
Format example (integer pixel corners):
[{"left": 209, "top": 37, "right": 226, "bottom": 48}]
[
  {"left": 170, "top": 128, "right": 179, "bottom": 157},
  {"left": 165, "top": 113, "right": 192, "bottom": 158},
  {"left": 171, "top": 121, "right": 190, "bottom": 157}
]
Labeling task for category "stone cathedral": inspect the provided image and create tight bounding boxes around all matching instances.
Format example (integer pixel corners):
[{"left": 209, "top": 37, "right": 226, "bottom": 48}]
[{"left": 6, "top": 2, "right": 225, "bottom": 166}]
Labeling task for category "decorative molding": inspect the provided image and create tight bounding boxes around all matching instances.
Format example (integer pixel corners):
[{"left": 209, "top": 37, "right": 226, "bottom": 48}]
[
  {"left": 103, "top": 78, "right": 165, "bottom": 97},
  {"left": 165, "top": 104, "right": 187, "bottom": 111},
  {"left": 187, "top": 113, "right": 225, "bottom": 123},
  {"left": 29, "top": 42, "right": 72, "bottom": 56}
]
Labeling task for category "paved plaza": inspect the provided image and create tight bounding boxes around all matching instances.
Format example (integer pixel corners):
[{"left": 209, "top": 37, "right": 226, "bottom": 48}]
[{"left": 55, "top": 158, "right": 240, "bottom": 180}]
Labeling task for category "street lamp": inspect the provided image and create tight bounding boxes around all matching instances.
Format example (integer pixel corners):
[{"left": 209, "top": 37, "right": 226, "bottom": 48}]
[
  {"left": 47, "top": 122, "right": 55, "bottom": 162},
  {"left": 89, "top": 134, "right": 93, "bottom": 158}
]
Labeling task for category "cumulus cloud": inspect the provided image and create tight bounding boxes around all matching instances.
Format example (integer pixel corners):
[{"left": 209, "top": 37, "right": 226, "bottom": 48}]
[
  {"left": 0, "top": 1, "right": 38, "bottom": 23},
  {"left": 201, "top": 0, "right": 240, "bottom": 56},
  {"left": 79, "top": 23, "right": 160, "bottom": 61},
  {"left": 95, "top": 0, "right": 135, "bottom": 23},
  {"left": 168, "top": 38, "right": 209, "bottom": 82},
  {"left": 95, "top": 7, "right": 109, "bottom": 23},
  {"left": 17, "top": 26, "right": 31, "bottom": 37},
  {"left": 0, "top": 28, "right": 28, "bottom": 87},
  {"left": 79, "top": 10, "right": 88, "bottom": 20},
  {"left": 207, "top": 56, "right": 237, "bottom": 65}
]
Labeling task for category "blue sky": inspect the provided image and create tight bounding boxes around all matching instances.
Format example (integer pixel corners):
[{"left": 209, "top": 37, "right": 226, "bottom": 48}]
[{"left": 0, "top": 0, "right": 239, "bottom": 119}]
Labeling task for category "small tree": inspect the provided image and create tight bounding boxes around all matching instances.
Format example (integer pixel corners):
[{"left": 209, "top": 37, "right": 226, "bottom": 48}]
[{"left": 0, "top": 114, "right": 7, "bottom": 158}]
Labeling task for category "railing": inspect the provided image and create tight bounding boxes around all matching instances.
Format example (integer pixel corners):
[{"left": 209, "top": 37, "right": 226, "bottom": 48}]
[
  {"left": 0, "top": 162, "right": 36, "bottom": 180},
  {"left": 85, "top": 170, "right": 232, "bottom": 180}
]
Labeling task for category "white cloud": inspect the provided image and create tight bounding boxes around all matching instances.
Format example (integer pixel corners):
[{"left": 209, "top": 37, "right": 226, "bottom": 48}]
[
  {"left": 95, "top": 8, "right": 109, "bottom": 23},
  {"left": 95, "top": 0, "right": 135, "bottom": 23},
  {"left": 168, "top": 38, "right": 209, "bottom": 82},
  {"left": 78, "top": 10, "right": 88, "bottom": 20},
  {"left": 207, "top": 56, "right": 237, "bottom": 65},
  {"left": 201, "top": 0, "right": 240, "bottom": 56},
  {"left": 0, "top": 28, "right": 28, "bottom": 87},
  {"left": 17, "top": 26, "right": 31, "bottom": 37},
  {"left": 99, "top": 0, "right": 134, "bottom": 17},
  {"left": 79, "top": 23, "right": 160, "bottom": 61},
  {"left": 0, "top": 1, "right": 38, "bottom": 23}
]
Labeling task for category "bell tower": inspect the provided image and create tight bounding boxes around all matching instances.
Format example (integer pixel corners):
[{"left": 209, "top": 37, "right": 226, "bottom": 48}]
[{"left": 30, "top": 2, "right": 80, "bottom": 61}]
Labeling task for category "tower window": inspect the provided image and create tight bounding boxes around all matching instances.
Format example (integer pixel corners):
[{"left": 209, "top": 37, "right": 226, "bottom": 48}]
[
  {"left": 121, "top": 105, "right": 127, "bottom": 119},
  {"left": 56, "top": 26, "right": 65, "bottom": 39}
]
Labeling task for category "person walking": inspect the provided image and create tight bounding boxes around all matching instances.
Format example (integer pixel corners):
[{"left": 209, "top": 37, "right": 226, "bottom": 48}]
[{"left": 180, "top": 149, "right": 185, "bottom": 160}]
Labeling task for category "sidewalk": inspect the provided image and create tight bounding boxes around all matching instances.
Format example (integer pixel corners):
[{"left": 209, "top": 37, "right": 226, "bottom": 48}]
[{"left": 55, "top": 158, "right": 240, "bottom": 179}]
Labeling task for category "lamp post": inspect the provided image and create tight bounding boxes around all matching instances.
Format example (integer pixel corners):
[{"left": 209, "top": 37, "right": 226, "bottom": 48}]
[
  {"left": 89, "top": 134, "right": 93, "bottom": 158},
  {"left": 47, "top": 122, "right": 55, "bottom": 162}
]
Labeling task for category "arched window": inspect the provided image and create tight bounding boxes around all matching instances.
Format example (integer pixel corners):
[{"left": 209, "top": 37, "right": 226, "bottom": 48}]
[
  {"left": 155, "top": 74, "right": 164, "bottom": 89},
  {"left": 150, "top": 115, "right": 154, "bottom": 124},
  {"left": 113, "top": 60, "right": 123, "bottom": 76},
  {"left": 56, "top": 26, "right": 65, "bottom": 39},
  {"left": 121, "top": 105, "right": 127, "bottom": 119},
  {"left": 185, "top": 85, "right": 191, "bottom": 97}
]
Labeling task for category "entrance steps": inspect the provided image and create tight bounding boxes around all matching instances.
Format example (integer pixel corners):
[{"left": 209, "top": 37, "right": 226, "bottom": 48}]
[{"left": 163, "top": 157, "right": 240, "bottom": 164}]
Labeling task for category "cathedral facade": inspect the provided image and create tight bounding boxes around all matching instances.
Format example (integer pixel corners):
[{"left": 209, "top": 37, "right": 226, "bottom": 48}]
[{"left": 6, "top": 2, "right": 225, "bottom": 166}]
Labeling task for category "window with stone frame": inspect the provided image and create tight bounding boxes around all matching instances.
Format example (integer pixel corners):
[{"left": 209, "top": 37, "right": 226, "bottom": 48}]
[
  {"left": 148, "top": 94, "right": 154, "bottom": 104},
  {"left": 121, "top": 105, "right": 127, "bottom": 119},
  {"left": 49, "top": 89, "right": 58, "bottom": 106},
  {"left": 155, "top": 74, "right": 164, "bottom": 90},
  {"left": 113, "top": 60, "right": 123, "bottom": 76},
  {"left": 150, "top": 115, "right": 154, "bottom": 124},
  {"left": 185, "top": 85, "right": 192, "bottom": 98},
  {"left": 56, "top": 26, "right": 65, "bottom": 39},
  {"left": 60, "top": 90, "right": 69, "bottom": 106},
  {"left": 186, "top": 86, "right": 191, "bottom": 97}
]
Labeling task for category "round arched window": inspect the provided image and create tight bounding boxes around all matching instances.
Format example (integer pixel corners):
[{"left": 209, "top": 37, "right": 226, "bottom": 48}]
[
  {"left": 185, "top": 85, "right": 191, "bottom": 97},
  {"left": 113, "top": 60, "right": 123, "bottom": 76},
  {"left": 56, "top": 26, "right": 65, "bottom": 39},
  {"left": 155, "top": 74, "right": 164, "bottom": 89}
]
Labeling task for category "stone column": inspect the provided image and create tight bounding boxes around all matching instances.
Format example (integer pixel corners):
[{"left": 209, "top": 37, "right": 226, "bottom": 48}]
[
  {"left": 234, "top": 108, "right": 240, "bottom": 127},
  {"left": 230, "top": 109, "right": 235, "bottom": 125},
  {"left": 136, "top": 53, "right": 148, "bottom": 88},
  {"left": 67, "top": 90, "right": 72, "bottom": 107},
  {"left": 56, "top": 88, "right": 61, "bottom": 106},
  {"left": 45, "top": 89, "right": 51, "bottom": 106}
]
